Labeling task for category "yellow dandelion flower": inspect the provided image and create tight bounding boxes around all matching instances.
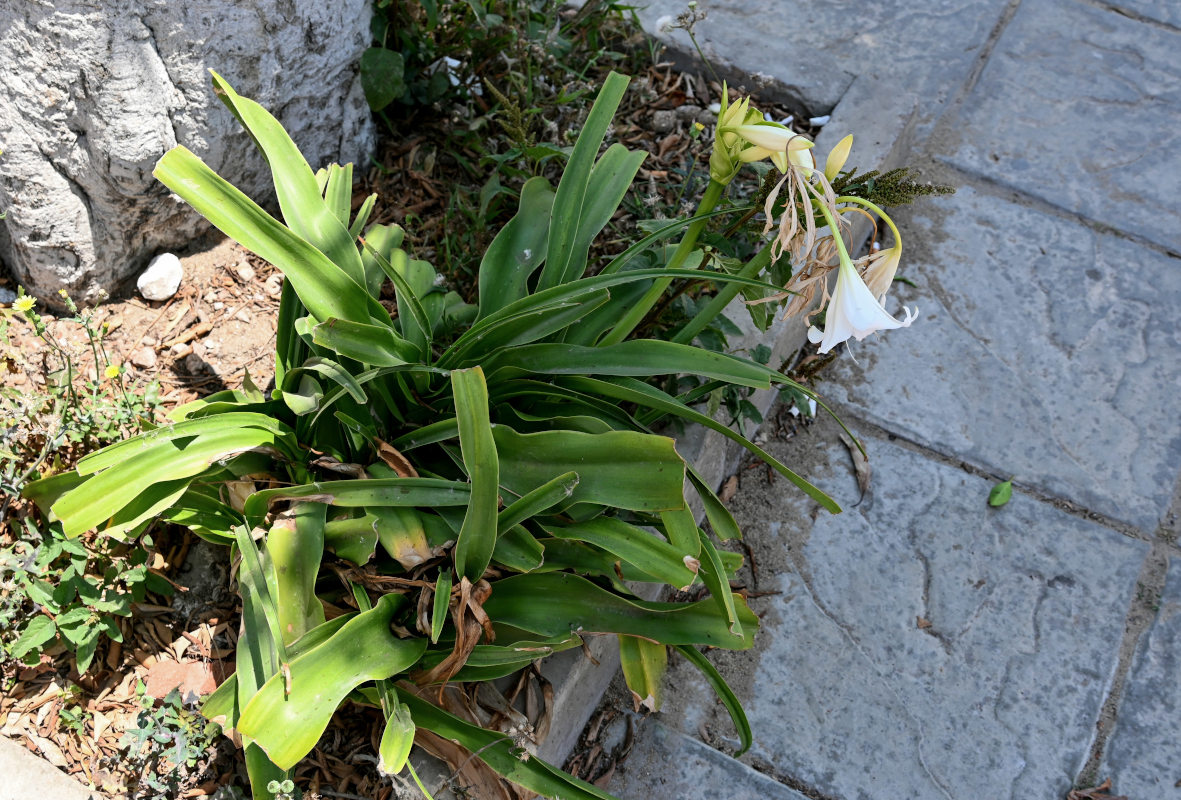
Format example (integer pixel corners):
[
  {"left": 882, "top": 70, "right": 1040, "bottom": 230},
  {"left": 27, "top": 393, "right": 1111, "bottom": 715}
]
[
  {"left": 13, "top": 295, "right": 35, "bottom": 312},
  {"left": 104, "top": 363, "right": 121, "bottom": 379}
]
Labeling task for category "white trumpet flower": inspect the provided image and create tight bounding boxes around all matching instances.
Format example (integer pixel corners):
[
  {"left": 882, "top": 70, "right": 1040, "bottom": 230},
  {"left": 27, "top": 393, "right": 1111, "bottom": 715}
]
[{"left": 808, "top": 255, "right": 917, "bottom": 354}]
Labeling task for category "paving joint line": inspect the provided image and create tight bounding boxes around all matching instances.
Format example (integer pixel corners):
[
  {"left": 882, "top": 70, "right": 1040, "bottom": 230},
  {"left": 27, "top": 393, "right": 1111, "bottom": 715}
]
[
  {"left": 930, "top": 0, "right": 1023, "bottom": 131},
  {"left": 821, "top": 401, "right": 1165, "bottom": 547},
  {"left": 932, "top": 159, "right": 1181, "bottom": 260},
  {"left": 1074, "top": 542, "right": 1172, "bottom": 788},
  {"left": 1074, "top": 0, "right": 1181, "bottom": 34}
]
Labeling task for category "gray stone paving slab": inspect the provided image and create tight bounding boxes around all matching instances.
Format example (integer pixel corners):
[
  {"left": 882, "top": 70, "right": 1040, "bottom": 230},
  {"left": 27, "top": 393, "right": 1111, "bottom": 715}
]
[
  {"left": 822, "top": 184, "right": 1181, "bottom": 532},
  {"left": 652, "top": 417, "right": 1148, "bottom": 800},
  {"left": 1100, "top": 555, "right": 1181, "bottom": 796},
  {"left": 609, "top": 719, "right": 811, "bottom": 800},
  {"left": 939, "top": 0, "right": 1181, "bottom": 252},
  {"left": 629, "top": 0, "right": 1010, "bottom": 115}
]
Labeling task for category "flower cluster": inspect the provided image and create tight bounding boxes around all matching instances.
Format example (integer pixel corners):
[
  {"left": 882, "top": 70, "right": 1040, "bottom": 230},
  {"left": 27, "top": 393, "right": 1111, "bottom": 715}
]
[{"left": 713, "top": 98, "right": 915, "bottom": 353}]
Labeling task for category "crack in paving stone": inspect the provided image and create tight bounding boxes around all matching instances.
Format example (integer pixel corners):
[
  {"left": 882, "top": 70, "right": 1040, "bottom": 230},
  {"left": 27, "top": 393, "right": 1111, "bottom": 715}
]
[
  {"left": 919, "top": 271, "right": 1104, "bottom": 487},
  {"left": 772, "top": 521, "right": 959, "bottom": 800},
  {"left": 1076, "top": 0, "right": 1181, "bottom": 33}
]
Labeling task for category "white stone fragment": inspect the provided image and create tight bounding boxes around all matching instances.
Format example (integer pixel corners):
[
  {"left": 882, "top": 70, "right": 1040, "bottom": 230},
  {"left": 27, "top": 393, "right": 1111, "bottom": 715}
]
[{"left": 136, "top": 253, "right": 183, "bottom": 301}]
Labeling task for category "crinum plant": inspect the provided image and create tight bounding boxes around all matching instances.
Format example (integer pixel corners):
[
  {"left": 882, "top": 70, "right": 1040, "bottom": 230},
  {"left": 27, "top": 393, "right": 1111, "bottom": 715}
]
[{"left": 27, "top": 70, "right": 936, "bottom": 799}]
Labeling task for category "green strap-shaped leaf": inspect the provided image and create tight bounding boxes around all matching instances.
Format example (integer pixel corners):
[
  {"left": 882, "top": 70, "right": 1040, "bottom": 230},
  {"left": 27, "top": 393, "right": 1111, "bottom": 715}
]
[
  {"left": 398, "top": 688, "right": 620, "bottom": 800},
  {"left": 483, "top": 573, "right": 757, "bottom": 649},
  {"left": 535, "top": 538, "right": 743, "bottom": 586},
  {"left": 377, "top": 703, "right": 416, "bottom": 776},
  {"left": 238, "top": 594, "right": 426, "bottom": 770},
  {"left": 100, "top": 478, "right": 192, "bottom": 539},
  {"left": 431, "top": 569, "right": 452, "bottom": 644},
  {"left": 361, "top": 243, "right": 434, "bottom": 357},
  {"left": 660, "top": 506, "right": 701, "bottom": 560},
  {"left": 493, "top": 426, "right": 684, "bottom": 514},
  {"left": 20, "top": 471, "right": 87, "bottom": 517},
  {"left": 561, "top": 375, "right": 840, "bottom": 513},
  {"left": 674, "top": 644, "right": 753, "bottom": 756},
  {"left": 491, "top": 524, "right": 545, "bottom": 573},
  {"left": 689, "top": 468, "right": 742, "bottom": 541},
  {"left": 202, "top": 614, "right": 353, "bottom": 729},
  {"left": 486, "top": 340, "right": 784, "bottom": 389},
  {"left": 543, "top": 518, "right": 698, "bottom": 589},
  {"left": 452, "top": 367, "right": 500, "bottom": 581},
  {"left": 268, "top": 503, "right": 328, "bottom": 647},
  {"left": 349, "top": 194, "right": 378, "bottom": 242},
  {"left": 211, "top": 72, "right": 367, "bottom": 287},
  {"left": 417, "top": 635, "right": 582, "bottom": 683},
  {"left": 54, "top": 427, "right": 286, "bottom": 537},
  {"left": 563, "top": 143, "right": 647, "bottom": 282},
  {"left": 323, "top": 163, "right": 353, "bottom": 227},
  {"left": 619, "top": 635, "right": 668, "bottom": 712},
  {"left": 243, "top": 478, "right": 471, "bottom": 523},
  {"left": 443, "top": 291, "right": 611, "bottom": 368},
  {"left": 359, "top": 223, "right": 404, "bottom": 298},
  {"left": 390, "top": 417, "right": 458, "bottom": 451},
  {"left": 496, "top": 471, "right": 579, "bottom": 533},
  {"left": 312, "top": 317, "right": 417, "bottom": 366},
  {"left": 539, "top": 72, "right": 630, "bottom": 291},
  {"left": 478, "top": 176, "right": 555, "bottom": 317},
  {"left": 596, "top": 206, "right": 751, "bottom": 276},
  {"left": 154, "top": 147, "right": 373, "bottom": 325},
  {"left": 448, "top": 267, "right": 781, "bottom": 363},
  {"left": 75, "top": 412, "right": 291, "bottom": 474},
  {"left": 235, "top": 525, "right": 289, "bottom": 669},
  {"left": 696, "top": 530, "right": 743, "bottom": 637},
  {"left": 323, "top": 513, "right": 379, "bottom": 566},
  {"left": 282, "top": 357, "right": 367, "bottom": 405},
  {"left": 490, "top": 380, "right": 639, "bottom": 431}
]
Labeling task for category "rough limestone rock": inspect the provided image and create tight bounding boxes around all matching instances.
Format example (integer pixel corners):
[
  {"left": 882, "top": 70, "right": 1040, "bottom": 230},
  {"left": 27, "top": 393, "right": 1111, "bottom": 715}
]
[{"left": 0, "top": 0, "right": 375, "bottom": 305}]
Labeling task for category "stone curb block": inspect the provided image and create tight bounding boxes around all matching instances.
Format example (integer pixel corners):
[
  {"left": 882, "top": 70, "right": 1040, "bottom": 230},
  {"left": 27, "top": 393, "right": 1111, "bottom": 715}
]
[{"left": 0, "top": 735, "right": 100, "bottom": 800}]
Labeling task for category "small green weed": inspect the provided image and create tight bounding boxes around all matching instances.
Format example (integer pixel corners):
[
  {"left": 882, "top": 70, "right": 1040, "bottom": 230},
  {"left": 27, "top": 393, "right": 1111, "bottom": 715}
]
[
  {"left": 1, "top": 289, "right": 160, "bottom": 504},
  {"left": 0, "top": 518, "right": 173, "bottom": 672},
  {"left": 1, "top": 289, "right": 166, "bottom": 673},
  {"left": 118, "top": 683, "right": 224, "bottom": 800}
]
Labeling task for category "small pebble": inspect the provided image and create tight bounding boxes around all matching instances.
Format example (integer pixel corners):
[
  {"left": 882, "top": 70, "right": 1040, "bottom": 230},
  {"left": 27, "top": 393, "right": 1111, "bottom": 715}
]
[
  {"left": 131, "top": 347, "right": 157, "bottom": 370},
  {"left": 264, "top": 275, "right": 283, "bottom": 297},
  {"left": 235, "top": 309, "right": 253, "bottom": 323},
  {"left": 651, "top": 109, "right": 677, "bottom": 133},
  {"left": 170, "top": 342, "right": 192, "bottom": 357},
  {"left": 204, "top": 290, "right": 218, "bottom": 303},
  {"left": 235, "top": 263, "right": 255, "bottom": 282},
  {"left": 212, "top": 301, "right": 225, "bottom": 311},
  {"left": 675, "top": 104, "right": 703, "bottom": 120},
  {"left": 137, "top": 253, "right": 183, "bottom": 301}
]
